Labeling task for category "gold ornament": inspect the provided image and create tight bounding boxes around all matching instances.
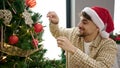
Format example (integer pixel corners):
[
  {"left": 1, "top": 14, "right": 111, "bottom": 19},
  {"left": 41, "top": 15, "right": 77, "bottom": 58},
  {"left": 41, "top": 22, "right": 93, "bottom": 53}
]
[{"left": 0, "top": 56, "right": 7, "bottom": 63}]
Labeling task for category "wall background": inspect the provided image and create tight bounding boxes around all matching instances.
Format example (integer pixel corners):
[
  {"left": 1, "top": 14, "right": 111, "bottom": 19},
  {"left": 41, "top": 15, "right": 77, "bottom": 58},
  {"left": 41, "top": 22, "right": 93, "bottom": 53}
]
[{"left": 71, "top": 0, "right": 114, "bottom": 26}]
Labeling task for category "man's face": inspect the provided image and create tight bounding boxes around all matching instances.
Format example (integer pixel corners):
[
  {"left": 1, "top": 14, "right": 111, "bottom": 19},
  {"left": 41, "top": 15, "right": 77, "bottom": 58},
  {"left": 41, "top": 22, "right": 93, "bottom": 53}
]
[{"left": 77, "top": 16, "right": 99, "bottom": 37}]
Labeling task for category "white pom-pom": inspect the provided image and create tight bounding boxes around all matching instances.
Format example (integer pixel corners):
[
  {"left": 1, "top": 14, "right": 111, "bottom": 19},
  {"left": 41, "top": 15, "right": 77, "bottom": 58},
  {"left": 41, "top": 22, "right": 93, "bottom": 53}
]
[{"left": 100, "top": 31, "right": 109, "bottom": 38}]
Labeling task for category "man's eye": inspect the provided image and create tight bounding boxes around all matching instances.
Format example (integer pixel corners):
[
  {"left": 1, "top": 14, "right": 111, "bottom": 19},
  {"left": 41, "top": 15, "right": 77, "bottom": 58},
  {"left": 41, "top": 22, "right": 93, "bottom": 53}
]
[{"left": 83, "top": 21, "right": 88, "bottom": 24}]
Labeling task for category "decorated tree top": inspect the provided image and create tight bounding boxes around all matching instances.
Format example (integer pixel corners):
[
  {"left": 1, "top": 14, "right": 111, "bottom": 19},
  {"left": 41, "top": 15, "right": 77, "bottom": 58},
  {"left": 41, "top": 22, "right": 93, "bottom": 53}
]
[
  {"left": 0, "top": 0, "right": 66, "bottom": 68},
  {"left": 0, "top": 0, "right": 44, "bottom": 57}
]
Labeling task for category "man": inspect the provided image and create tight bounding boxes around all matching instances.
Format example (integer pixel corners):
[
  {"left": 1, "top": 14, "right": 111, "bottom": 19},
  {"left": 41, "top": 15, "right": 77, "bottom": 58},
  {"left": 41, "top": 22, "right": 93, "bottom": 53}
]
[{"left": 47, "top": 6, "right": 117, "bottom": 68}]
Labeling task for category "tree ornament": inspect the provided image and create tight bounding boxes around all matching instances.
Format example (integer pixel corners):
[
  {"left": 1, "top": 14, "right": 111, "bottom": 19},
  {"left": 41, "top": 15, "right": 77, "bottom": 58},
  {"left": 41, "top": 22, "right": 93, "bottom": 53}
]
[
  {"left": 0, "top": 10, "right": 12, "bottom": 25},
  {"left": 32, "top": 39, "right": 38, "bottom": 49},
  {"left": 22, "top": 9, "right": 33, "bottom": 27},
  {"left": 8, "top": 35, "right": 19, "bottom": 45},
  {"left": 0, "top": 56, "right": 7, "bottom": 63},
  {"left": 26, "top": 0, "right": 36, "bottom": 8},
  {"left": 34, "top": 23, "right": 43, "bottom": 33}
]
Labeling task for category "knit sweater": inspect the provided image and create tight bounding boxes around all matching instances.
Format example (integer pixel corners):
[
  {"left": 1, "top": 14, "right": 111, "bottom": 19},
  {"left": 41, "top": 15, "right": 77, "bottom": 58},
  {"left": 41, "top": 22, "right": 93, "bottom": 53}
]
[{"left": 49, "top": 23, "right": 117, "bottom": 68}]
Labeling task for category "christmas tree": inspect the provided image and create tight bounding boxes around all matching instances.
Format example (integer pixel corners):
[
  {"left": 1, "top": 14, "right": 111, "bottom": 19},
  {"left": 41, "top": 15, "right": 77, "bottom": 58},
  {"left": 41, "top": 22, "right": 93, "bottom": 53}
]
[{"left": 0, "top": 0, "right": 65, "bottom": 68}]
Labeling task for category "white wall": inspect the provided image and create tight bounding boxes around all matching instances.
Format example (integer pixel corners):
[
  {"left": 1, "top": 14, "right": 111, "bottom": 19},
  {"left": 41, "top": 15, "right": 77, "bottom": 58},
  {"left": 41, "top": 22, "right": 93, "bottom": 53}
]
[
  {"left": 114, "top": 0, "right": 120, "bottom": 34},
  {"left": 31, "top": 0, "right": 66, "bottom": 60}
]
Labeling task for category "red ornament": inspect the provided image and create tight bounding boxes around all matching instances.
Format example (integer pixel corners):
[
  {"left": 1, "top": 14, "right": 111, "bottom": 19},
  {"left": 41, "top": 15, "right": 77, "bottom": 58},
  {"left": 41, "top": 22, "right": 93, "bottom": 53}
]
[
  {"left": 26, "top": 0, "right": 36, "bottom": 8},
  {"left": 115, "top": 36, "right": 120, "bottom": 41},
  {"left": 32, "top": 39, "right": 38, "bottom": 48},
  {"left": 8, "top": 35, "right": 19, "bottom": 45},
  {"left": 34, "top": 23, "right": 43, "bottom": 33}
]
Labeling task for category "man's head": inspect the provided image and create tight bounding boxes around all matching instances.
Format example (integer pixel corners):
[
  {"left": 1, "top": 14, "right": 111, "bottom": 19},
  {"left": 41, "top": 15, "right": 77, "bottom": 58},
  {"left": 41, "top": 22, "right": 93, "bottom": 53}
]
[
  {"left": 78, "top": 6, "right": 114, "bottom": 38},
  {"left": 78, "top": 12, "right": 99, "bottom": 38}
]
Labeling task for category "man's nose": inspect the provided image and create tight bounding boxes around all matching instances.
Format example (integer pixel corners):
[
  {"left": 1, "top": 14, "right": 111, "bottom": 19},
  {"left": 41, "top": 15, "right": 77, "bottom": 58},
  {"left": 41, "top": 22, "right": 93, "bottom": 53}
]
[{"left": 77, "top": 22, "right": 83, "bottom": 28}]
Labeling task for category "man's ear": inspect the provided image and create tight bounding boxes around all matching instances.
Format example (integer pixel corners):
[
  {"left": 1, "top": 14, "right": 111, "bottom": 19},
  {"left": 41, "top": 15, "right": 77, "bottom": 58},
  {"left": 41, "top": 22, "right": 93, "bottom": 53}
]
[{"left": 96, "top": 26, "right": 100, "bottom": 31}]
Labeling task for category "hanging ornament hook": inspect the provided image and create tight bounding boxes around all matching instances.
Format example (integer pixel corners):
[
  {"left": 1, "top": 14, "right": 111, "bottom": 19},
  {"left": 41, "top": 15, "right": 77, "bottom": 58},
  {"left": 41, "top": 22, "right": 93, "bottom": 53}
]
[
  {"left": 0, "top": 24, "right": 4, "bottom": 50},
  {"left": 3, "top": 0, "right": 5, "bottom": 9},
  {"left": 7, "top": 0, "right": 16, "bottom": 14}
]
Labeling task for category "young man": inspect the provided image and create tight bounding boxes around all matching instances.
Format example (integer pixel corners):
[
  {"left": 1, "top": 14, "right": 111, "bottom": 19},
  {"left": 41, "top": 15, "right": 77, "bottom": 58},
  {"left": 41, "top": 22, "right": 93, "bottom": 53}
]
[{"left": 47, "top": 6, "right": 117, "bottom": 68}]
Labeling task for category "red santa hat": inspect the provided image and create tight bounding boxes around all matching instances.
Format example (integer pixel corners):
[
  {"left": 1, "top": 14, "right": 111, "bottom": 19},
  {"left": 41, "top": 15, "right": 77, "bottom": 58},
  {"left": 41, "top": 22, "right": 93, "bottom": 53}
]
[{"left": 82, "top": 6, "right": 114, "bottom": 38}]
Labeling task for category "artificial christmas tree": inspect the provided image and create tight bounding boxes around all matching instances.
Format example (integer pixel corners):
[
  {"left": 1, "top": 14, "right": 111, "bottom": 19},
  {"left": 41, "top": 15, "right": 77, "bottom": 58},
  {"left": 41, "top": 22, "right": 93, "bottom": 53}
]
[{"left": 0, "top": 0, "right": 65, "bottom": 68}]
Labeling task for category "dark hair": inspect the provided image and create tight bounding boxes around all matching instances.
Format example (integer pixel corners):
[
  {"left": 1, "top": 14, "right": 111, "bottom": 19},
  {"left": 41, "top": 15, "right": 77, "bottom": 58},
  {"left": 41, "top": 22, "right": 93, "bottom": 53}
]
[{"left": 81, "top": 12, "right": 92, "bottom": 21}]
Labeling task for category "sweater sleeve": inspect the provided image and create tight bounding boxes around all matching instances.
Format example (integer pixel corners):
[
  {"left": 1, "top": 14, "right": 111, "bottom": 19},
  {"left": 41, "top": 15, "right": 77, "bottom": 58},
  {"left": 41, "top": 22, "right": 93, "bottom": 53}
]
[
  {"left": 70, "top": 40, "right": 117, "bottom": 68},
  {"left": 49, "top": 23, "right": 76, "bottom": 38}
]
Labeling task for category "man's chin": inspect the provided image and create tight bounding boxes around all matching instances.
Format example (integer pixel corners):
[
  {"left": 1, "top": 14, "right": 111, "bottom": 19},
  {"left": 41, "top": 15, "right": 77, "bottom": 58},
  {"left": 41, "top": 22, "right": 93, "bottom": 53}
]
[
  {"left": 77, "top": 33, "right": 85, "bottom": 37},
  {"left": 76, "top": 31, "right": 85, "bottom": 37}
]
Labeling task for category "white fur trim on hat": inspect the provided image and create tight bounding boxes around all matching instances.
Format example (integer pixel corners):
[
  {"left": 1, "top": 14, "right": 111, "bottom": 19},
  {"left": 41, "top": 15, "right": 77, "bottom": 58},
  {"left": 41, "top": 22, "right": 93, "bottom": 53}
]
[
  {"left": 82, "top": 7, "right": 109, "bottom": 38},
  {"left": 82, "top": 7, "right": 104, "bottom": 31},
  {"left": 100, "top": 31, "right": 109, "bottom": 38}
]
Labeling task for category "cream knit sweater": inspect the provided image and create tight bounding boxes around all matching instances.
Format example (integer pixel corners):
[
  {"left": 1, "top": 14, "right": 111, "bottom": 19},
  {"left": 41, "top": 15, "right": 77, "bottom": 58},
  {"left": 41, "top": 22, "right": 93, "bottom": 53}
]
[{"left": 49, "top": 23, "right": 117, "bottom": 68}]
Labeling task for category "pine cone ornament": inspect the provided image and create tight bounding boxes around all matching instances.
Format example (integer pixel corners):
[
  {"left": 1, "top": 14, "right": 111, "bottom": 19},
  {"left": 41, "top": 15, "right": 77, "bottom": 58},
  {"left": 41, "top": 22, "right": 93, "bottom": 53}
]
[
  {"left": 8, "top": 35, "right": 19, "bottom": 45},
  {"left": 34, "top": 23, "right": 43, "bottom": 33}
]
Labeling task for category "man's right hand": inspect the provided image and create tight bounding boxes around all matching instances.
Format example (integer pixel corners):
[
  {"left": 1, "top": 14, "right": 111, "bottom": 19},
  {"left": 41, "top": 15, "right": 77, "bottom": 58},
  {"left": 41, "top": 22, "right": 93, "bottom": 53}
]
[{"left": 47, "top": 11, "right": 59, "bottom": 24}]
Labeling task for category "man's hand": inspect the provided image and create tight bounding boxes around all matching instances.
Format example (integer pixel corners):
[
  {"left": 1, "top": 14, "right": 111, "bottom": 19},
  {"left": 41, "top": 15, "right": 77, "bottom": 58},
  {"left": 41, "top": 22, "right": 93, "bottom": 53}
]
[
  {"left": 47, "top": 11, "right": 59, "bottom": 24},
  {"left": 57, "top": 36, "right": 77, "bottom": 54}
]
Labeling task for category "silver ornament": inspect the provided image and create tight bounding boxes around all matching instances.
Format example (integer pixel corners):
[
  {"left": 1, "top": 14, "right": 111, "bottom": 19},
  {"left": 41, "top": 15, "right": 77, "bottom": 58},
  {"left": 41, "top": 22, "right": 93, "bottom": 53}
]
[{"left": 22, "top": 9, "right": 33, "bottom": 27}]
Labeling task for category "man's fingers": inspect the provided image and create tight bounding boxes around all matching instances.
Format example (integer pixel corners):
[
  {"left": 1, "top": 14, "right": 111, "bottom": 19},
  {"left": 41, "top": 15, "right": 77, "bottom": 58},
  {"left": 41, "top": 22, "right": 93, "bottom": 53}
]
[
  {"left": 47, "top": 11, "right": 56, "bottom": 17},
  {"left": 57, "top": 39, "right": 64, "bottom": 48},
  {"left": 57, "top": 37, "right": 66, "bottom": 47}
]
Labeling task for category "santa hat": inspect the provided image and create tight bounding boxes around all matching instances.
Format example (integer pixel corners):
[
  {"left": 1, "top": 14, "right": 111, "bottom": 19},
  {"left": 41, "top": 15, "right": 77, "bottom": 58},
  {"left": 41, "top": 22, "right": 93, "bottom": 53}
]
[{"left": 82, "top": 6, "right": 114, "bottom": 38}]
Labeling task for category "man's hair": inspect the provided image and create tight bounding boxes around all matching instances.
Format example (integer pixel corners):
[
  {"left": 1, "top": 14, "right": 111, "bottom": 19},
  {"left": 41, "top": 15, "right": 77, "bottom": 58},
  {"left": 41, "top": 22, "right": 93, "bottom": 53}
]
[{"left": 81, "top": 12, "right": 92, "bottom": 21}]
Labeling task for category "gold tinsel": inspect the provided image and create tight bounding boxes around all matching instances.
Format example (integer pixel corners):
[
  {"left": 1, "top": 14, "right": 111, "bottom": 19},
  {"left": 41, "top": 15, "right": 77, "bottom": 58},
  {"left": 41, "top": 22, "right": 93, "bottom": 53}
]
[{"left": 0, "top": 42, "right": 43, "bottom": 57}]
